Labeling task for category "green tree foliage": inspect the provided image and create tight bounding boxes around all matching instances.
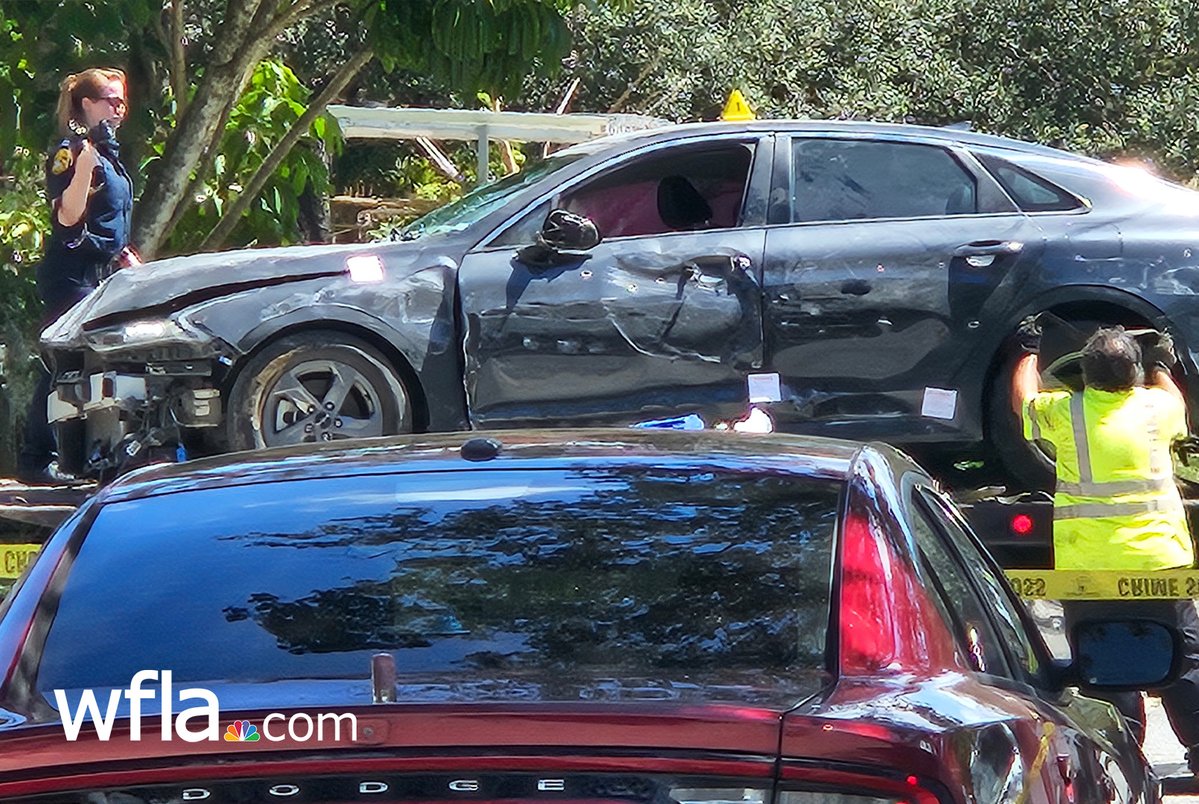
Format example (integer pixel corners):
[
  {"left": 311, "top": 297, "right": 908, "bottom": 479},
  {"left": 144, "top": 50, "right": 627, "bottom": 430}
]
[
  {"left": 0, "top": 0, "right": 609, "bottom": 263},
  {"left": 0, "top": 144, "right": 46, "bottom": 468},
  {"left": 366, "top": 0, "right": 576, "bottom": 96},
  {"left": 523, "top": 0, "right": 1199, "bottom": 182},
  {"left": 164, "top": 60, "right": 342, "bottom": 253}
]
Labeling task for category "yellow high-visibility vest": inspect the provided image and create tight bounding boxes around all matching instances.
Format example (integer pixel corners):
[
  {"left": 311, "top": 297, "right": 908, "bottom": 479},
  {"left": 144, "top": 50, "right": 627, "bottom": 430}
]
[{"left": 1023, "top": 386, "right": 1194, "bottom": 570}]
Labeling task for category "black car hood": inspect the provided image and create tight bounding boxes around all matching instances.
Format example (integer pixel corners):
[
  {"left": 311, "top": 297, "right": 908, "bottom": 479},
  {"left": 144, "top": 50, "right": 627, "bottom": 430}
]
[{"left": 59, "top": 236, "right": 468, "bottom": 331}]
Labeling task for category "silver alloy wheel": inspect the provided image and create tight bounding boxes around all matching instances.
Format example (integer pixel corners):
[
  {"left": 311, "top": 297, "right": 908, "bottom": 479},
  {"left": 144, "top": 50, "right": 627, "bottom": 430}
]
[{"left": 263, "top": 358, "right": 387, "bottom": 446}]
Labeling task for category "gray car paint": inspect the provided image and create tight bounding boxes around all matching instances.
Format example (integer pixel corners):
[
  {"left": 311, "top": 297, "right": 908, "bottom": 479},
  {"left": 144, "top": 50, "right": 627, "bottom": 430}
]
[{"left": 38, "top": 119, "right": 1199, "bottom": 473}]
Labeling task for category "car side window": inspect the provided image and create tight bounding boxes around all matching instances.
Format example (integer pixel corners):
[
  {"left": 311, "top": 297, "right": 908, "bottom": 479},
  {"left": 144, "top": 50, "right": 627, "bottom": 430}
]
[
  {"left": 917, "top": 487, "right": 1049, "bottom": 687},
  {"left": 556, "top": 143, "right": 754, "bottom": 239},
  {"left": 790, "top": 138, "right": 979, "bottom": 223},
  {"left": 974, "top": 153, "right": 1084, "bottom": 213},
  {"left": 490, "top": 201, "right": 551, "bottom": 247},
  {"left": 909, "top": 504, "right": 1013, "bottom": 678}
]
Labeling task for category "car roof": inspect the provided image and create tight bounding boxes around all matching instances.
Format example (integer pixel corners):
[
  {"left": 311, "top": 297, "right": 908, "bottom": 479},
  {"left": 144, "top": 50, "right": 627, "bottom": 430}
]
[
  {"left": 97, "top": 429, "right": 864, "bottom": 504},
  {"left": 559, "top": 119, "right": 1098, "bottom": 164}
]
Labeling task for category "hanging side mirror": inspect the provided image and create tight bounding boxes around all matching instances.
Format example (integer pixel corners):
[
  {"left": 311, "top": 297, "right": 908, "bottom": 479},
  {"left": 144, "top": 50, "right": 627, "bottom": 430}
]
[{"left": 517, "top": 209, "right": 601, "bottom": 267}]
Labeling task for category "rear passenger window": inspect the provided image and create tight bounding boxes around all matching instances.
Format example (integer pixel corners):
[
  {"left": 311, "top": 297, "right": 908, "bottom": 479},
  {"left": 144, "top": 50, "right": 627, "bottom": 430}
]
[
  {"left": 917, "top": 488, "right": 1048, "bottom": 686},
  {"left": 976, "top": 153, "right": 1083, "bottom": 212},
  {"left": 909, "top": 506, "right": 1012, "bottom": 677},
  {"left": 790, "top": 139, "right": 978, "bottom": 222}
]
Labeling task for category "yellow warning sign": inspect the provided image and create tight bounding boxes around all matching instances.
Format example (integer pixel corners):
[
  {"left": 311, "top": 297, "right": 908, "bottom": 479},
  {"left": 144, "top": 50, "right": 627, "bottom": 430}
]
[
  {"left": 0, "top": 544, "right": 40, "bottom": 580},
  {"left": 720, "top": 89, "right": 756, "bottom": 122},
  {"left": 1006, "top": 569, "right": 1199, "bottom": 600}
]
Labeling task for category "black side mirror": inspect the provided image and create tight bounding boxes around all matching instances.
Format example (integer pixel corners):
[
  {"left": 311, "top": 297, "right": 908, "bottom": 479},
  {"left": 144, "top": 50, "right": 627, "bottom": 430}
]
[
  {"left": 517, "top": 209, "right": 601, "bottom": 267},
  {"left": 1072, "top": 619, "right": 1179, "bottom": 690},
  {"left": 539, "top": 209, "right": 601, "bottom": 251}
]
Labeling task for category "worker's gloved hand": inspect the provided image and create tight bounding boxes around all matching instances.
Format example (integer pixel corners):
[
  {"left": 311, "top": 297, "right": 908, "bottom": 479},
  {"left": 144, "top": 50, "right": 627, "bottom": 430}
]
[
  {"left": 1015, "top": 315, "right": 1043, "bottom": 354},
  {"left": 1145, "top": 331, "right": 1178, "bottom": 372}
]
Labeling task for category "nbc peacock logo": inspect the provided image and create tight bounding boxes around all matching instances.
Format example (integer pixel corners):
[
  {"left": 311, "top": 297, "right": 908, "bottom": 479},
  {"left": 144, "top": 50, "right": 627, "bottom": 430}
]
[{"left": 224, "top": 720, "right": 261, "bottom": 742}]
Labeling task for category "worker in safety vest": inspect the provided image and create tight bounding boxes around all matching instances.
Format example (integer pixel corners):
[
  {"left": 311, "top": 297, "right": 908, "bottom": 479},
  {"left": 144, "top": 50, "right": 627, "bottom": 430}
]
[{"left": 1012, "top": 321, "right": 1199, "bottom": 766}]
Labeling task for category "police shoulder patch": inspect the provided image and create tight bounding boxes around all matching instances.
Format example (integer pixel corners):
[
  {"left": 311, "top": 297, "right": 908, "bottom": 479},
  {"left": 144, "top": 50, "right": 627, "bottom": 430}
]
[{"left": 51, "top": 146, "right": 73, "bottom": 175}]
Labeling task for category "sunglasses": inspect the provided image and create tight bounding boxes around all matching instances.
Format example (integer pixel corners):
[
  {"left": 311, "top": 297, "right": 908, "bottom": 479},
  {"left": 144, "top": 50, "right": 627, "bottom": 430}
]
[{"left": 92, "top": 95, "right": 127, "bottom": 113}]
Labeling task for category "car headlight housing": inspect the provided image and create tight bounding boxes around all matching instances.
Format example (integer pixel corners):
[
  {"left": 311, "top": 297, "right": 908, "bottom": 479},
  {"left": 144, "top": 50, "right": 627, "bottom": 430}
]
[{"left": 83, "top": 316, "right": 210, "bottom": 354}]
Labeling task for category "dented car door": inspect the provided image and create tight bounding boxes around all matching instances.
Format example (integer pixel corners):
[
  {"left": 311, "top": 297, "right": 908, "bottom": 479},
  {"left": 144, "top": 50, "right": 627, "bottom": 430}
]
[
  {"left": 762, "top": 135, "right": 1044, "bottom": 437},
  {"left": 458, "top": 136, "right": 772, "bottom": 426}
]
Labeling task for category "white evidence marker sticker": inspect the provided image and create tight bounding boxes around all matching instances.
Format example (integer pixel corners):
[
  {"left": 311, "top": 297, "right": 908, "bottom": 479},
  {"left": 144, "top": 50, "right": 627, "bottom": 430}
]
[
  {"left": 747, "top": 372, "right": 782, "bottom": 403},
  {"left": 921, "top": 387, "right": 958, "bottom": 420}
]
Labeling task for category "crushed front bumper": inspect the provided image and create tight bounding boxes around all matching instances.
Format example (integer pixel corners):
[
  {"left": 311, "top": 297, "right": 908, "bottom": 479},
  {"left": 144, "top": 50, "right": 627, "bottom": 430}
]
[{"left": 46, "top": 351, "right": 232, "bottom": 477}]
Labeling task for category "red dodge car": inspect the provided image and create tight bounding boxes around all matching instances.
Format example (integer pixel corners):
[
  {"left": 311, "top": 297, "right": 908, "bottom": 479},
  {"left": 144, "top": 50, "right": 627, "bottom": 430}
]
[{"left": 0, "top": 430, "right": 1176, "bottom": 802}]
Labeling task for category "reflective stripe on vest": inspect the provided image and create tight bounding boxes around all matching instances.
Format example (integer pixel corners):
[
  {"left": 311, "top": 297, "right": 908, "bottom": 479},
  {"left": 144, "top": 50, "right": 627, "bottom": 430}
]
[
  {"left": 1054, "top": 497, "right": 1184, "bottom": 520},
  {"left": 1055, "top": 477, "right": 1175, "bottom": 496},
  {"left": 1057, "top": 393, "right": 1175, "bottom": 497},
  {"left": 1069, "top": 394, "right": 1094, "bottom": 482}
]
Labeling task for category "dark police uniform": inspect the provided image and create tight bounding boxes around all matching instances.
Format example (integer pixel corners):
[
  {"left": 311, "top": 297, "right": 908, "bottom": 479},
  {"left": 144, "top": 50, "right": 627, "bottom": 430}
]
[
  {"left": 18, "top": 123, "right": 133, "bottom": 479},
  {"left": 39, "top": 124, "right": 133, "bottom": 319}
]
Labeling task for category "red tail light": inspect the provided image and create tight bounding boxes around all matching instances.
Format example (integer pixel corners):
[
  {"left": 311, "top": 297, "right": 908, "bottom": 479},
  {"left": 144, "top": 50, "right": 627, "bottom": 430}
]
[
  {"left": 839, "top": 506, "right": 963, "bottom": 675},
  {"left": 1010, "top": 513, "right": 1034, "bottom": 536}
]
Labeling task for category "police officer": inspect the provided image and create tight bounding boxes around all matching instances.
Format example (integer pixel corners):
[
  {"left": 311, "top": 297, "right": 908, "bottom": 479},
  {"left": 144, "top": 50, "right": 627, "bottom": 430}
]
[
  {"left": 17, "top": 67, "right": 134, "bottom": 483},
  {"left": 1012, "top": 321, "right": 1199, "bottom": 767}
]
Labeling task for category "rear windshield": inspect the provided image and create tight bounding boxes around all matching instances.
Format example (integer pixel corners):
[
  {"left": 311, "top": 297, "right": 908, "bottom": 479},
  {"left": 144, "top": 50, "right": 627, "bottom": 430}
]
[{"left": 36, "top": 467, "right": 840, "bottom": 707}]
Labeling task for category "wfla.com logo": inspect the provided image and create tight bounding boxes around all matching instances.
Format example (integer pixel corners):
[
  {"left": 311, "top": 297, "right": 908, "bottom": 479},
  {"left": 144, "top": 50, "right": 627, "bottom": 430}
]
[{"left": 54, "top": 670, "right": 356, "bottom": 743}]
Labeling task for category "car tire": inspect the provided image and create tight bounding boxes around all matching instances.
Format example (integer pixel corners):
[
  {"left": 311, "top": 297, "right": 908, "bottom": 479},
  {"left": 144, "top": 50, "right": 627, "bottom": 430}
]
[
  {"left": 226, "top": 331, "right": 412, "bottom": 451},
  {"left": 988, "top": 316, "right": 1120, "bottom": 491}
]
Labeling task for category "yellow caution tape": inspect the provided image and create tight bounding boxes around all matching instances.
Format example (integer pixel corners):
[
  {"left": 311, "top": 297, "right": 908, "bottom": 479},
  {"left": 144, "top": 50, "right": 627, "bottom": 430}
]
[
  {"left": 1006, "top": 569, "right": 1199, "bottom": 600},
  {"left": 1014, "top": 722, "right": 1055, "bottom": 804},
  {"left": 0, "top": 544, "right": 40, "bottom": 580}
]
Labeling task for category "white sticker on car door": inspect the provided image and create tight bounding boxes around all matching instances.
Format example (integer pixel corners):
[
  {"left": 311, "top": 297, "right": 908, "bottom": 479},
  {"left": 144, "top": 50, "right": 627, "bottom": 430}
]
[
  {"left": 921, "top": 387, "right": 958, "bottom": 420},
  {"left": 747, "top": 372, "right": 782, "bottom": 403}
]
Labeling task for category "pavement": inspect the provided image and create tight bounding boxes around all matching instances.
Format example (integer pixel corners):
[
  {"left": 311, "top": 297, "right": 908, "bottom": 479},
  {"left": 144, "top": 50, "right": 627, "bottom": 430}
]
[{"left": 1145, "top": 696, "right": 1199, "bottom": 801}]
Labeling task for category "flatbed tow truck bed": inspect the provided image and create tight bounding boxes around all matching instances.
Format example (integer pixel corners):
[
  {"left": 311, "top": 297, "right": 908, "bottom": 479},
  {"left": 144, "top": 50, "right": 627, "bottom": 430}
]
[
  {"left": 0, "top": 478, "right": 95, "bottom": 529},
  {"left": 1161, "top": 767, "right": 1198, "bottom": 795}
]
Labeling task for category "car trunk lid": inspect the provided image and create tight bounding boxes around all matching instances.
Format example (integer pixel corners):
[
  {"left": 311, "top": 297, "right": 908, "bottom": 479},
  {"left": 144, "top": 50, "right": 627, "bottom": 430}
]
[{"left": 0, "top": 704, "right": 782, "bottom": 797}]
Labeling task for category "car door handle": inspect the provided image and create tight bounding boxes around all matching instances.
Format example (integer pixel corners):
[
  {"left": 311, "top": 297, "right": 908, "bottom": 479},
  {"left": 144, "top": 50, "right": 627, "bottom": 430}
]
[
  {"left": 954, "top": 240, "right": 1024, "bottom": 258},
  {"left": 685, "top": 254, "right": 752, "bottom": 275},
  {"left": 953, "top": 240, "right": 1023, "bottom": 268},
  {"left": 684, "top": 266, "right": 725, "bottom": 288}
]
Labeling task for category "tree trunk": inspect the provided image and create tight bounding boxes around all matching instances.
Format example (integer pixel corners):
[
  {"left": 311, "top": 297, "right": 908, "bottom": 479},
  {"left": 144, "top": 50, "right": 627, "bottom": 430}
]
[
  {"left": 198, "top": 46, "right": 374, "bottom": 252},
  {"left": 161, "top": 99, "right": 237, "bottom": 241},
  {"left": 131, "top": 0, "right": 278, "bottom": 259}
]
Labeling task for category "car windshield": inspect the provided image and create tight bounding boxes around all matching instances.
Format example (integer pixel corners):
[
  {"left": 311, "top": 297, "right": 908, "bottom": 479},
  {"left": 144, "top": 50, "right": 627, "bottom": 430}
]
[
  {"left": 38, "top": 466, "right": 840, "bottom": 708},
  {"left": 397, "top": 153, "right": 583, "bottom": 239}
]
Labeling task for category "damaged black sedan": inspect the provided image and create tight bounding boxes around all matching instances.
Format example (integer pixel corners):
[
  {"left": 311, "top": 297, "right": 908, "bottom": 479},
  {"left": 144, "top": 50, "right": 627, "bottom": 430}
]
[{"left": 40, "top": 120, "right": 1199, "bottom": 483}]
